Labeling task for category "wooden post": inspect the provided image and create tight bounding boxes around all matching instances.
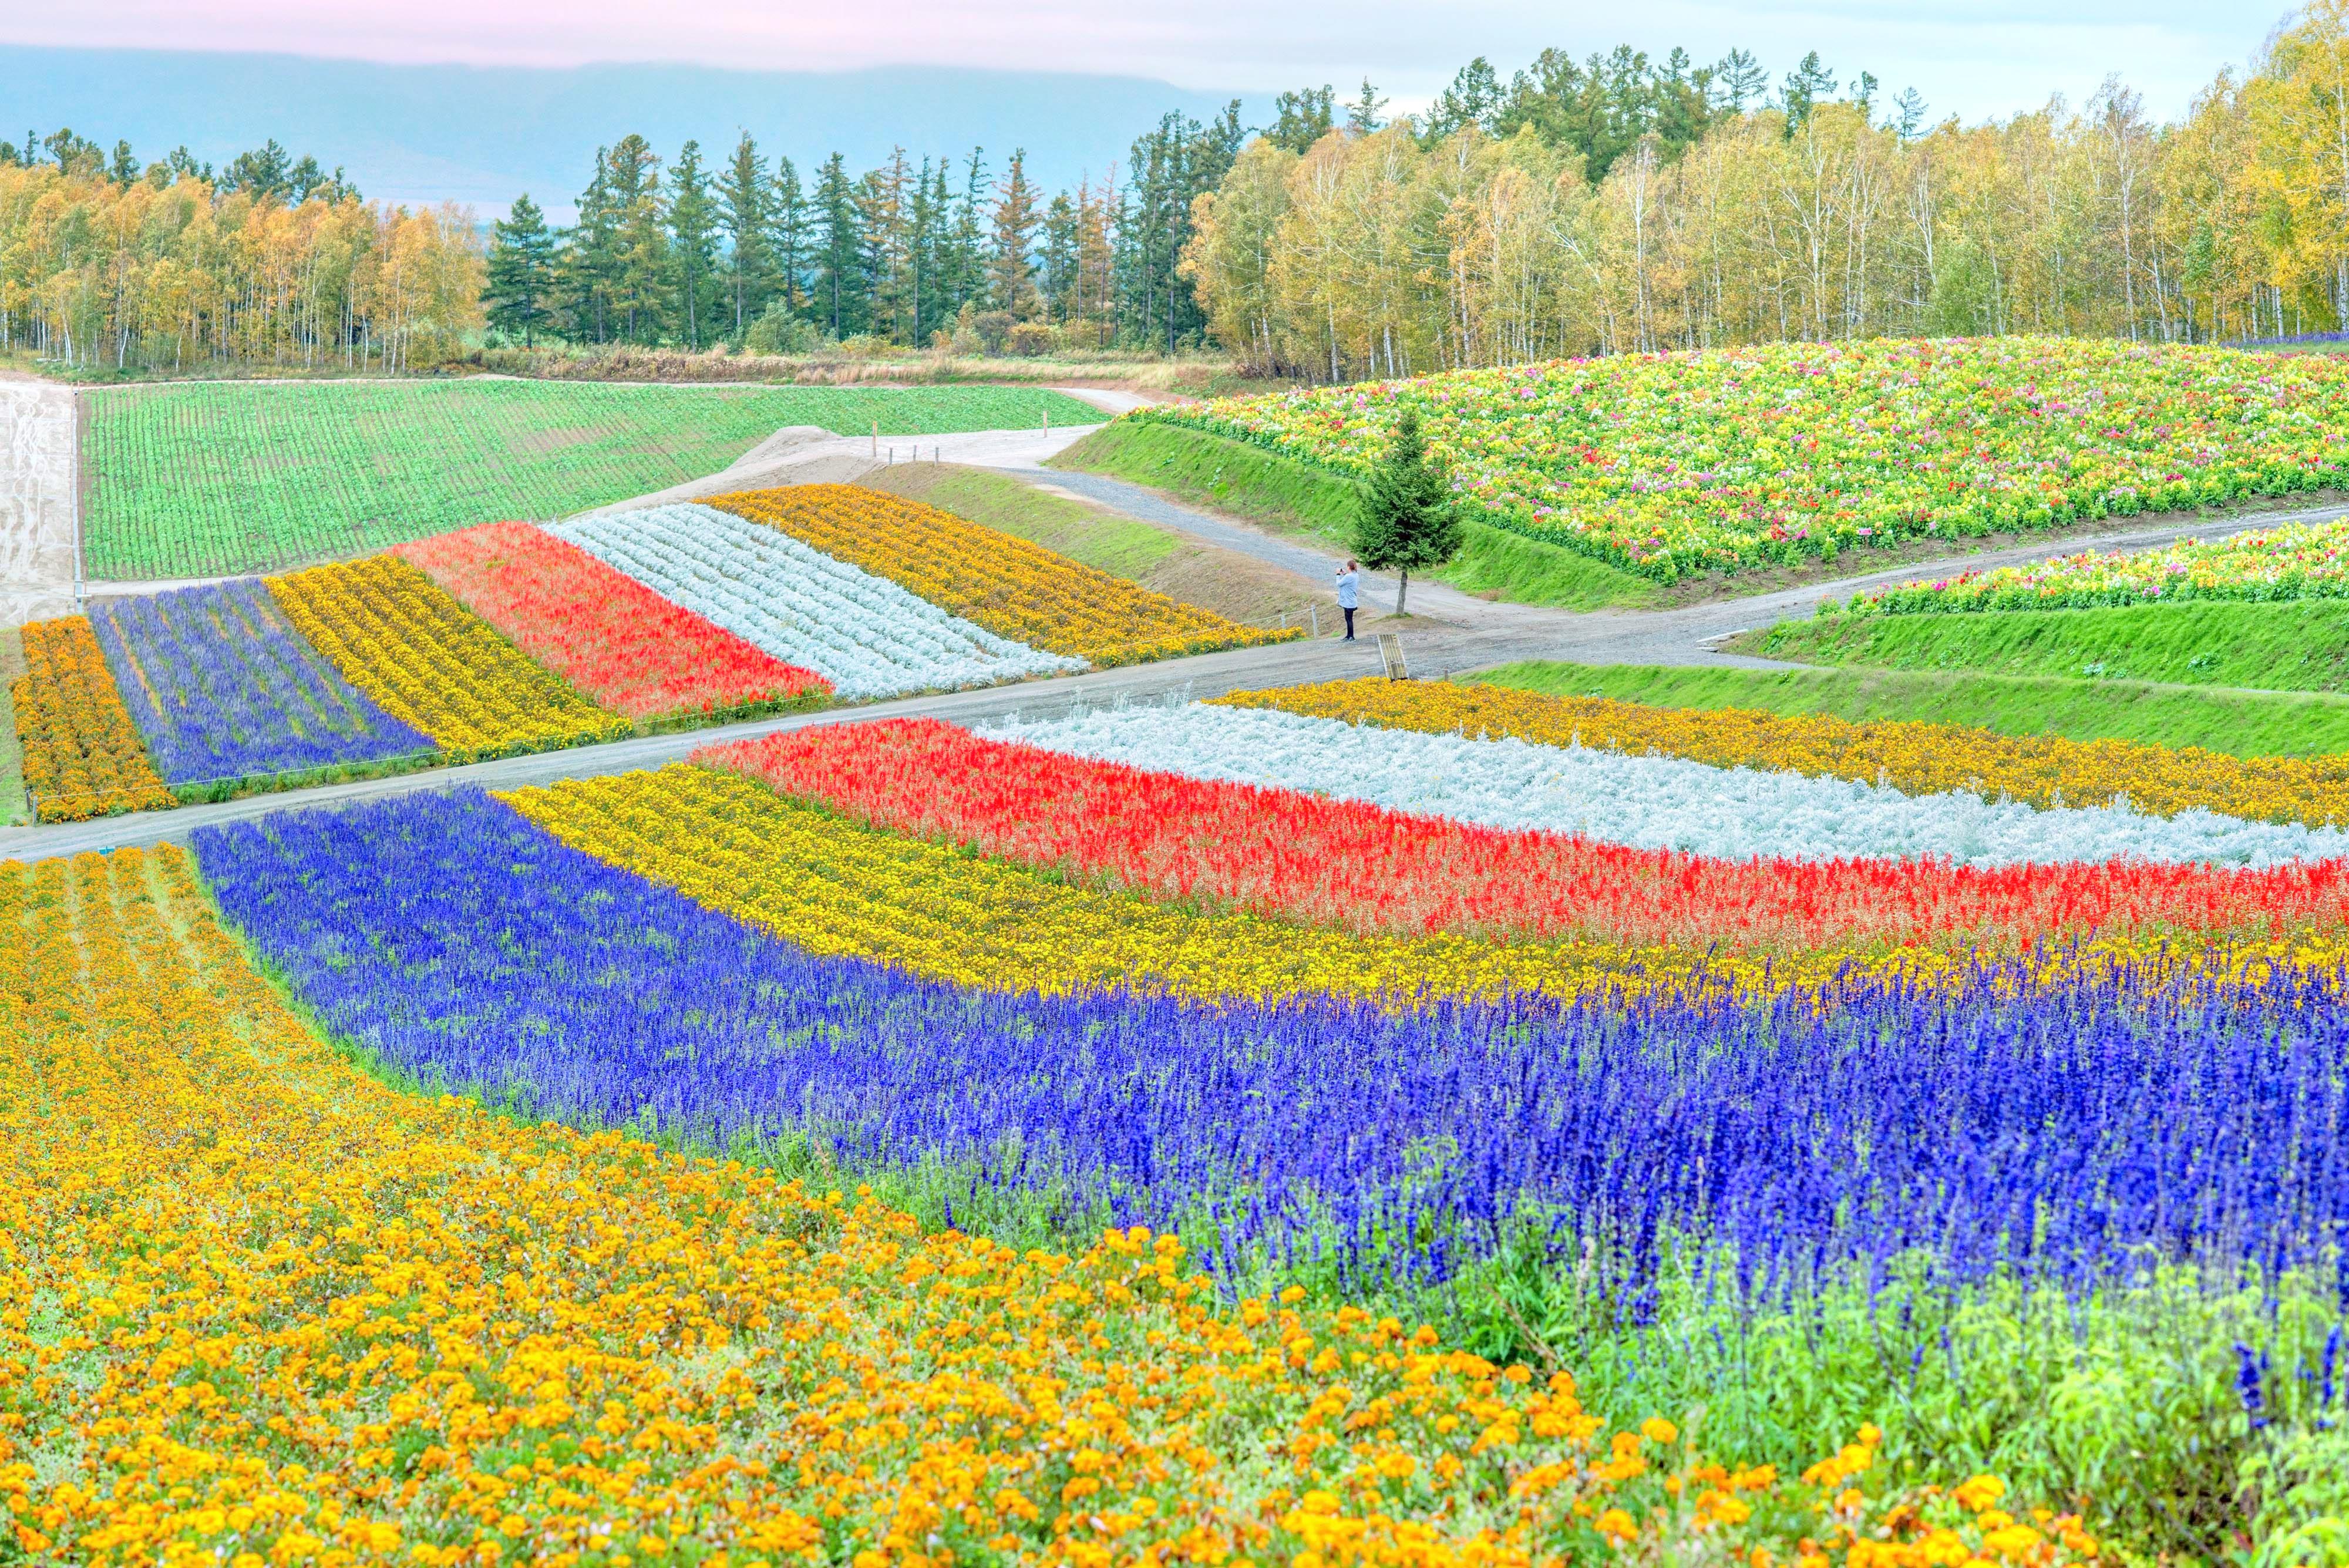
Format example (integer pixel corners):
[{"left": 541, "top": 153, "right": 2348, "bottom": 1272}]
[{"left": 871, "top": 418, "right": 878, "bottom": 458}]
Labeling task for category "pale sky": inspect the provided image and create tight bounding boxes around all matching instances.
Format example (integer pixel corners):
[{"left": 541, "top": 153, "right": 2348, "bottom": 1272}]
[{"left": 8, "top": 0, "right": 2287, "bottom": 124}]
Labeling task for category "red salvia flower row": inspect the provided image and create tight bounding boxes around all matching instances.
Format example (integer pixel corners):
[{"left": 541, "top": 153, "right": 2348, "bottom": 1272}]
[
  {"left": 395, "top": 521, "right": 830, "bottom": 720},
  {"left": 701, "top": 717, "right": 2349, "bottom": 953}
]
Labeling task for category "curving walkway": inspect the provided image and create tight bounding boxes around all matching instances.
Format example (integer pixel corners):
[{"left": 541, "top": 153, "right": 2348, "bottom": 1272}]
[{"left": 10, "top": 385, "right": 2347, "bottom": 865}]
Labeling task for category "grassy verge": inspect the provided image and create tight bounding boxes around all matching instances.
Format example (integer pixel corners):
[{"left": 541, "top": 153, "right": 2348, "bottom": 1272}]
[
  {"left": 1, "top": 624, "right": 24, "bottom": 825},
  {"left": 1051, "top": 420, "right": 1667, "bottom": 611},
  {"left": 1751, "top": 599, "right": 2349, "bottom": 694},
  {"left": 1470, "top": 659, "right": 2349, "bottom": 758},
  {"left": 862, "top": 462, "right": 1332, "bottom": 628}
]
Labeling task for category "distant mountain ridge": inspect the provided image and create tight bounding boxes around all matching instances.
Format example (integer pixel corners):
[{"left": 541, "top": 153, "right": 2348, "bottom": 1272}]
[{"left": 2, "top": 46, "right": 1265, "bottom": 218}]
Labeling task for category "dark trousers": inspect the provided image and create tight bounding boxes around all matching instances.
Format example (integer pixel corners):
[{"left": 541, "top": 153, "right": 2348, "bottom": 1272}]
[{"left": 1342, "top": 607, "right": 1357, "bottom": 640}]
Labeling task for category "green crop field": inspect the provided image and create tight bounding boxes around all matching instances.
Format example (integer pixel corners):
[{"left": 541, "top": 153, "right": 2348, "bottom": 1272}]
[
  {"left": 82, "top": 380, "right": 1103, "bottom": 578},
  {"left": 1472, "top": 659, "right": 2349, "bottom": 758},
  {"left": 1754, "top": 598, "right": 2349, "bottom": 694}
]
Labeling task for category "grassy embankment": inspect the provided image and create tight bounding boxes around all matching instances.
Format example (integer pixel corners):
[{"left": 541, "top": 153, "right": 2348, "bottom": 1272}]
[
  {"left": 1, "top": 624, "right": 23, "bottom": 825},
  {"left": 861, "top": 463, "right": 1334, "bottom": 630},
  {"left": 1049, "top": 420, "right": 1670, "bottom": 611},
  {"left": 1749, "top": 599, "right": 2349, "bottom": 696},
  {"left": 1472, "top": 658, "right": 2349, "bottom": 758}
]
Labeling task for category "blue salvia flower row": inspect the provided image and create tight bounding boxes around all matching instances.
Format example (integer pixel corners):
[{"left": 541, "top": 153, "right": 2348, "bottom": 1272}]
[
  {"left": 192, "top": 786, "right": 2349, "bottom": 1309},
  {"left": 90, "top": 579, "right": 431, "bottom": 785}
]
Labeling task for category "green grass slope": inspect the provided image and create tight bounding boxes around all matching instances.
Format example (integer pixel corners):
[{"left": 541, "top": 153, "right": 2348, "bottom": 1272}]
[
  {"left": 1051, "top": 420, "right": 1664, "bottom": 610},
  {"left": 0, "top": 624, "right": 23, "bottom": 826},
  {"left": 861, "top": 463, "right": 1328, "bottom": 629},
  {"left": 84, "top": 381, "right": 1102, "bottom": 580},
  {"left": 1471, "top": 659, "right": 2349, "bottom": 758},
  {"left": 1754, "top": 600, "right": 2349, "bottom": 694}
]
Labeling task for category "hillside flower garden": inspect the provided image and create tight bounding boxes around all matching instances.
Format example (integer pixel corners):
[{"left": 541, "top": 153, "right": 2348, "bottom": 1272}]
[
  {"left": 6, "top": 487, "right": 1279, "bottom": 819},
  {"left": 1136, "top": 338, "right": 2349, "bottom": 580},
  {"left": 1839, "top": 514, "right": 2349, "bottom": 615},
  {"left": 12, "top": 667, "right": 2349, "bottom": 1561}
]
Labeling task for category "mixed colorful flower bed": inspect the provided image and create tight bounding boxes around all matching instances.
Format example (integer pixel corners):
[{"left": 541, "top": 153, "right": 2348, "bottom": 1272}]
[
  {"left": 1137, "top": 338, "right": 2349, "bottom": 580},
  {"left": 29, "top": 667, "right": 2349, "bottom": 1555},
  {"left": 392, "top": 520, "right": 833, "bottom": 721},
  {"left": 1222, "top": 676, "right": 2349, "bottom": 827},
  {"left": 89, "top": 580, "right": 431, "bottom": 786},
  {"left": 712, "top": 484, "right": 1295, "bottom": 665},
  {"left": 265, "top": 556, "right": 631, "bottom": 758},
  {"left": 551, "top": 503, "right": 1085, "bottom": 698},
  {"left": 1840, "top": 514, "right": 2349, "bottom": 615},
  {"left": 10, "top": 486, "right": 1298, "bottom": 820},
  {"left": 9, "top": 615, "right": 176, "bottom": 821}
]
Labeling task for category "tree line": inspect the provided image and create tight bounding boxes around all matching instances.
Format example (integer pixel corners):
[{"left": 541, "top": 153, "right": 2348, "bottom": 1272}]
[
  {"left": 482, "top": 109, "right": 1247, "bottom": 358},
  {"left": 0, "top": 132, "right": 475, "bottom": 372},
  {"left": 11, "top": 6, "right": 2349, "bottom": 380},
  {"left": 1185, "top": 4, "right": 2349, "bottom": 377}
]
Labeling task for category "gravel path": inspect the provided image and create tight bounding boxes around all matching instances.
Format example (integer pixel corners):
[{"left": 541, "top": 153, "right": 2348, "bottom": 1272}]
[{"left": 14, "top": 391, "right": 2349, "bottom": 866}]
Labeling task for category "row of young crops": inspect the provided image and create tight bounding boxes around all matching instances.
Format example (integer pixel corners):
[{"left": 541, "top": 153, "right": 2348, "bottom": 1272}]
[
  {"left": 6, "top": 484, "right": 1288, "bottom": 822},
  {"left": 81, "top": 380, "right": 1107, "bottom": 578},
  {"left": 1140, "top": 338, "right": 2349, "bottom": 581},
  {"left": 23, "top": 666, "right": 2349, "bottom": 1560}
]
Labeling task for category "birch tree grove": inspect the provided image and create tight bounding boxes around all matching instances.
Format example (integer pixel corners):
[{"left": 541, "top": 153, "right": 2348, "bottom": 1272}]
[
  {"left": 0, "top": 162, "right": 482, "bottom": 372},
  {"left": 1186, "top": 4, "right": 2349, "bottom": 376}
]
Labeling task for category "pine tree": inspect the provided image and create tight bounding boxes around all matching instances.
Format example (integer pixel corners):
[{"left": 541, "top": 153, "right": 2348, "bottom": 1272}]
[
  {"left": 1714, "top": 49, "right": 1768, "bottom": 113},
  {"left": 564, "top": 146, "right": 618, "bottom": 342},
  {"left": 989, "top": 149, "right": 1042, "bottom": 313},
  {"left": 768, "top": 156, "right": 805, "bottom": 315},
  {"left": 1354, "top": 408, "right": 1461, "bottom": 617},
  {"left": 669, "top": 140, "right": 719, "bottom": 348},
  {"left": 1040, "top": 191, "right": 1078, "bottom": 322},
  {"left": 812, "top": 153, "right": 863, "bottom": 338},
  {"left": 721, "top": 133, "right": 771, "bottom": 337},
  {"left": 605, "top": 135, "right": 669, "bottom": 342},
  {"left": 1345, "top": 80, "right": 1388, "bottom": 136},
  {"left": 486, "top": 194, "right": 557, "bottom": 348},
  {"left": 945, "top": 148, "right": 990, "bottom": 319},
  {"left": 1268, "top": 86, "right": 1336, "bottom": 153},
  {"left": 1779, "top": 52, "right": 1839, "bottom": 130}
]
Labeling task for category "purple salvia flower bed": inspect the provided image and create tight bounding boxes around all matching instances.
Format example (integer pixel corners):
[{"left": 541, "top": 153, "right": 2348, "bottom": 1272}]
[
  {"left": 194, "top": 786, "right": 2349, "bottom": 1307},
  {"left": 91, "top": 579, "right": 433, "bottom": 786}
]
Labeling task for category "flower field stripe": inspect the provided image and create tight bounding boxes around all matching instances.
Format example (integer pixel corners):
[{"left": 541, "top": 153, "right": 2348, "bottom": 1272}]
[
  {"left": 550, "top": 503, "right": 1084, "bottom": 698},
  {"left": 709, "top": 483, "right": 1298, "bottom": 665},
  {"left": 2, "top": 833, "right": 2069, "bottom": 1568},
  {"left": 1849, "top": 514, "right": 2349, "bottom": 615},
  {"left": 391, "top": 519, "right": 832, "bottom": 720},
  {"left": 9, "top": 615, "right": 175, "bottom": 821},
  {"left": 1221, "top": 677, "right": 2349, "bottom": 830},
  {"left": 1139, "top": 338, "right": 2349, "bottom": 578},
  {"left": 265, "top": 554, "right": 630, "bottom": 755},
  {"left": 496, "top": 762, "right": 1879, "bottom": 1004},
  {"left": 986, "top": 700, "right": 2349, "bottom": 872},
  {"left": 86, "top": 579, "right": 433, "bottom": 785},
  {"left": 708, "top": 718, "right": 2349, "bottom": 955},
  {"left": 180, "top": 793, "right": 2349, "bottom": 1444}
]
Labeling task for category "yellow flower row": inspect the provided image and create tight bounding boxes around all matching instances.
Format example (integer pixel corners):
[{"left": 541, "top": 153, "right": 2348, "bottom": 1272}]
[
  {"left": 265, "top": 555, "right": 628, "bottom": 757},
  {"left": 709, "top": 483, "right": 1299, "bottom": 665},
  {"left": 1, "top": 842, "right": 2094, "bottom": 1568},
  {"left": 499, "top": 763, "right": 2341, "bottom": 1005},
  {"left": 1219, "top": 677, "right": 2349, "bottom": 828},
  {"left": 10, "top": 615, "right": 175, "bottom": 822}
]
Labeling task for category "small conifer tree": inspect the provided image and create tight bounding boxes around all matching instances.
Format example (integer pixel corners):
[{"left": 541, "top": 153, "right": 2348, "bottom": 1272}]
[{"left": 1354, "top": 406, "right": 1462, "bottom": 616}]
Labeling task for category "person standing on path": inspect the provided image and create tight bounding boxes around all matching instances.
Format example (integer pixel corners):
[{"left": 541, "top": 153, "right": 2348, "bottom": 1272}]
[{"left": 1335, "top": 558, "right": 1360, "bottom": 640}]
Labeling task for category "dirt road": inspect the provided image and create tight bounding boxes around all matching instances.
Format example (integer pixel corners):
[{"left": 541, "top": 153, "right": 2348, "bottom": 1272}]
[{"left": 0, "top": 376, "right": 78, "bottom": 626}]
